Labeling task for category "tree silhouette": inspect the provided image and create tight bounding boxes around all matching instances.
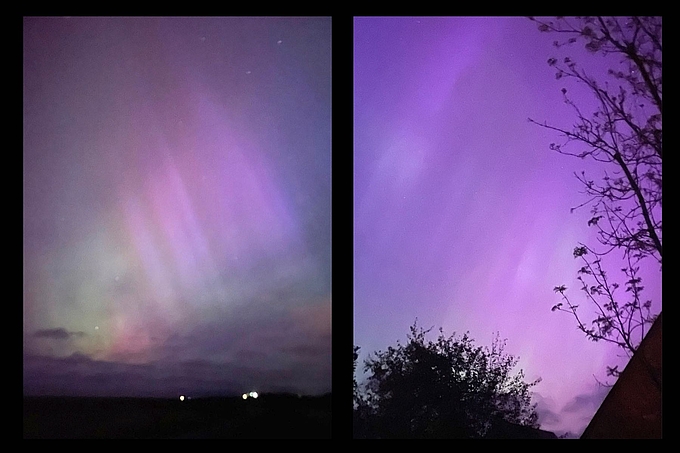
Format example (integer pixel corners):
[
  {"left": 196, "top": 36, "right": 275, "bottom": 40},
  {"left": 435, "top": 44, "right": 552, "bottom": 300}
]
[
  {"left": 353, "top": 345, "right": 360, "bottom": 406},
  {"left": 353, "top": 345, "right": 374, "bottom": 438},
  {"left": 528, "top": 17, "right": 661, "bottom": 380},
  {"left": 355, "top": 321, "right": 540, "bottom": 438}
]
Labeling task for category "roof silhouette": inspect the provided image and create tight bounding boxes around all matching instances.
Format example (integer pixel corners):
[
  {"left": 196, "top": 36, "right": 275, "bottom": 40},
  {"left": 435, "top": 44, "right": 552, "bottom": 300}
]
[{"left": 580, "top": 312, "right": 662, "bottom": 439}]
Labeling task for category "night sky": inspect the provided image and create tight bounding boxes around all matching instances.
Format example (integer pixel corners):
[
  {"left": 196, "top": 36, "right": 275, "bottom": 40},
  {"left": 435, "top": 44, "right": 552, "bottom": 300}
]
[
  {"left": 23, "top": 16, "right": 662, "bottom": 438},
  {"left": 23, "top": 17, "right": 331, "bottom": 398},
  {"left": 353, "top": 17, "right": 661, "bottom": 438}
]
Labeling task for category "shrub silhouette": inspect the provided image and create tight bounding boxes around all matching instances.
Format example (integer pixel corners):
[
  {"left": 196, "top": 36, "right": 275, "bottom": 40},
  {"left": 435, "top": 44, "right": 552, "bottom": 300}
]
[{"left": 355, "top": 321, "right": 540, "bottom": 438}]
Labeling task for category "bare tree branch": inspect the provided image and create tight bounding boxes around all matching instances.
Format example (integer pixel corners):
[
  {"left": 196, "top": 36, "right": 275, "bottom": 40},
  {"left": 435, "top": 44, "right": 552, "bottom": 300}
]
[{"left": 535, "top": 17, "right": 661, "bottom": 381}]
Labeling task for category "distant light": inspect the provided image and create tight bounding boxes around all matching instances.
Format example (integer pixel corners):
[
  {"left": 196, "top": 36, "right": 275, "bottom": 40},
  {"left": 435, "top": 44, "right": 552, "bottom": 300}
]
[
  {"left": 179, "top": 395, "right": 185, "bottom": 401},
  {"left": 277, "top": 40, "right": 282, "bottom": 44},
  {"left": 242, "top": 393, "right": 248, "bottom": 400},
  {"left": 94, "top": 326, "right": 99, "bottom": 330},
  {"left": 249, "top": 391, "right": 258, "bottom": 399}
]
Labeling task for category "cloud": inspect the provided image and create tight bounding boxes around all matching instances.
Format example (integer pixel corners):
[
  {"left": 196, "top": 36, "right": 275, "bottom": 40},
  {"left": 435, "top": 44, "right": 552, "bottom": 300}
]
[
  {"left": 33, "top": 328, "right": 86, "bottom": 340},
  {"left": 537, "top": 406, "right": 561, "bottom": 426},
  {"left": 23, "top": 352, "right": 241, "bottom": 397},
  {"left": 530, "top": 385, "right": 611, "bottom": 437},
  {"left": 562, "top": 386, "right": 610, "bottom": 414},
  {"left": 23, "top": 323, "right": 331, "bottom": 397},
  {"left": 24, "top": 291, "right": 331, "bottom": 397},
  {"left": 280, "top": 342, "right": 329, "bottom": 359},
  {"left": 533, "top": 392, "right": 561, "bottom": 427},
  {"left": 154, "top": 296, "right": 331, "bottom": 366}
]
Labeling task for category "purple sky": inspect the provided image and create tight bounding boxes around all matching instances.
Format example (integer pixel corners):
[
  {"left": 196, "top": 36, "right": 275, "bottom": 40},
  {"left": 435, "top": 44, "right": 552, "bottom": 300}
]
[
  {"left": 353, "top": 17, "right": 661, "bottom": 438},
  {"left": 23, "top": 17, "right": 331, "bottom": 398}
]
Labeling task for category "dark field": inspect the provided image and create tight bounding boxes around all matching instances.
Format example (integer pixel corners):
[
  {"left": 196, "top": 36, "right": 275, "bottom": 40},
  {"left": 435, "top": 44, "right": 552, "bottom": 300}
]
[{"left": 24, "top": 393, "right": 332, "bottom": 439}]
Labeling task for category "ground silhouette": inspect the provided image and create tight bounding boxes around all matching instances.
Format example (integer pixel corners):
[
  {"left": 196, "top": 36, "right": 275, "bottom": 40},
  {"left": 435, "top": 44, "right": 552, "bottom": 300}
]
[{"left": 24, "top": 393, "right": 331, "bottom": 439}]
